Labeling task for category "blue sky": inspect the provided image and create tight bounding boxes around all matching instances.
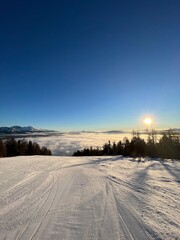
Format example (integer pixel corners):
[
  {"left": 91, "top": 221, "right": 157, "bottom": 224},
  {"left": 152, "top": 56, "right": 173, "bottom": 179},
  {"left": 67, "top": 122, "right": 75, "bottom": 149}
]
[{"left": 1, "top": 0, "right": 180, "bottom": 130}]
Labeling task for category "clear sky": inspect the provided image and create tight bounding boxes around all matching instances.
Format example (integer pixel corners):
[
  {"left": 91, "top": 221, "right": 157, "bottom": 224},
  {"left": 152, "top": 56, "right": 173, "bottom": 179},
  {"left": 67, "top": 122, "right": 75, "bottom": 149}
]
[{"left": 1, "top": 0, "right": 180, "bottom": 131}]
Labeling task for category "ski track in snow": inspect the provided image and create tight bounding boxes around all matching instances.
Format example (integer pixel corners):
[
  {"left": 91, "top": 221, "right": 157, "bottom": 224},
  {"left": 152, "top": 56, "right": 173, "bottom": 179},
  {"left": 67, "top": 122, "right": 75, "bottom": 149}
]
[{"left": 0, "top": 156, "right": 179, "bottom": 240}]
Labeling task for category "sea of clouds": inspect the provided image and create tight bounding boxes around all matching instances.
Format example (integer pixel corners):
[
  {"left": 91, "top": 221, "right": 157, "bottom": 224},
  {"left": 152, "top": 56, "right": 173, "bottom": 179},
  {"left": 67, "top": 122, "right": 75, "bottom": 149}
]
[{"left": 16, "top": 131, "right": 153, "bottom": 156}]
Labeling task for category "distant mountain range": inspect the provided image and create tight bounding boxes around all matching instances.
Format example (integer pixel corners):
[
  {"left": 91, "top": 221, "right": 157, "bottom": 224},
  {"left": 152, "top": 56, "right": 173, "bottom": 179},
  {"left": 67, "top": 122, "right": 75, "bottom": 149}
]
[
  {"left": 0, "top": 126, "right": 55, "bottom": 134},
  {"left": 0, "top": 126, "right": 179, "bottom": 135},
  {"left": 164, "top": 128, "right": 180, "bottom": 133}
]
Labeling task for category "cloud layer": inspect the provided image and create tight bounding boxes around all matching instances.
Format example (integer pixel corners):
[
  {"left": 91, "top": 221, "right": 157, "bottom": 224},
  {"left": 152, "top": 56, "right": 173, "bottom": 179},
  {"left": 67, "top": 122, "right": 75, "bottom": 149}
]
[{"left": 17, "top": 132, "right": 152, "bottom": 156}]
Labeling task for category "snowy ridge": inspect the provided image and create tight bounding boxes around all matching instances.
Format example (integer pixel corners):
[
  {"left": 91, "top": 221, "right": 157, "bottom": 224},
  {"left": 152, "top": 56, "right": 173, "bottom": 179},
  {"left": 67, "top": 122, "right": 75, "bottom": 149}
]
[{"left": 0, "top": 126, "right": 55, "bottom": 134}]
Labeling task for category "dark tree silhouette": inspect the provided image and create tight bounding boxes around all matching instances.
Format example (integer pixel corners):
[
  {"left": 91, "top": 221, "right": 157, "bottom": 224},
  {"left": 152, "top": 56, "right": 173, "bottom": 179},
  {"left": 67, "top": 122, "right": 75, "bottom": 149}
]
[
  {"left": 73, "top": 130, "right": 180, "bottom": 160},
  {"left": 0, "top": 139, "right": 7, "bottom": 157},
  {"left": 0, "top": 138, "right": 52, "bottom": 157}
]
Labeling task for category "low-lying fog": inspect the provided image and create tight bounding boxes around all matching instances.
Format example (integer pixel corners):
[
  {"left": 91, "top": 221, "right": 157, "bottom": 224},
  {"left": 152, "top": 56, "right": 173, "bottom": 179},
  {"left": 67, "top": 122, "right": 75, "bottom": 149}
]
[{"left": 15, "top": 131, "right": 161, "bottom": 156}]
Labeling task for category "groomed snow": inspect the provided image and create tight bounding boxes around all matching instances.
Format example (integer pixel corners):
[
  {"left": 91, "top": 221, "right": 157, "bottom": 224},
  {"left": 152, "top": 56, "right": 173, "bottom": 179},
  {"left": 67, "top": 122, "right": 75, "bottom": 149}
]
[{"left": 0, "top": 156, "right": 179, "bottom": 239}]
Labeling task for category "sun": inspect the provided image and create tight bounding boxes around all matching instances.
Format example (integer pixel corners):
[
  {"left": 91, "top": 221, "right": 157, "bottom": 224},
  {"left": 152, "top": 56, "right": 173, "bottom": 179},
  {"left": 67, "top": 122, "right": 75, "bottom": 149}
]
[{"left": 144, "top": 117, "right": 152, "bottom": 125}]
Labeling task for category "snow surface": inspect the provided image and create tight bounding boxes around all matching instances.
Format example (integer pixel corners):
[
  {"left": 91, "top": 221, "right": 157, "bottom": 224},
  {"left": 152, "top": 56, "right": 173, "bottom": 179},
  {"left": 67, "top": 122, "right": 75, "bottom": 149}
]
[{"left": 0, "top": 156, "right": 179, "bottom": 240}]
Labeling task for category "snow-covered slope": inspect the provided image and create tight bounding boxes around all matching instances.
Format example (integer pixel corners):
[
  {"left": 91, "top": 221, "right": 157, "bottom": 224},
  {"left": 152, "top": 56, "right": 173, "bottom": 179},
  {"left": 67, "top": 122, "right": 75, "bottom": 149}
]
[{"left": 0, "top": 156, "right": 179, "bottom": 240}]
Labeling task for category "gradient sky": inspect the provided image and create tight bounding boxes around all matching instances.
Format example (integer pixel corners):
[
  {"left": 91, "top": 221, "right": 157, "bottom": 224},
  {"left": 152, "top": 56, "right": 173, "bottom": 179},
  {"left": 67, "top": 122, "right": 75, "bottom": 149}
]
[{"left": 1, "top": 0, "right": 180, "bottom": 131}]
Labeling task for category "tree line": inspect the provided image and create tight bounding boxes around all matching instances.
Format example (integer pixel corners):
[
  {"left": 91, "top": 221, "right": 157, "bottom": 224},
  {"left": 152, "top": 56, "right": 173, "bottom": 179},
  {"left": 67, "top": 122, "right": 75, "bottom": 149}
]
[
  {"left": 0, "top": 138, "right": 52, "bottom": 157},
  {"left": 73, "top": 130, "right": 180, "bottom": 160}
]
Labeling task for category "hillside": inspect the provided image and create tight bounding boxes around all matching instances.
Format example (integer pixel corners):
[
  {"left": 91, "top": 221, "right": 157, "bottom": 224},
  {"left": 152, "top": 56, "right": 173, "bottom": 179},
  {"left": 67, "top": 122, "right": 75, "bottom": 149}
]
[{"left": 0, "top": 156, "right": 179, "bottom": 239}]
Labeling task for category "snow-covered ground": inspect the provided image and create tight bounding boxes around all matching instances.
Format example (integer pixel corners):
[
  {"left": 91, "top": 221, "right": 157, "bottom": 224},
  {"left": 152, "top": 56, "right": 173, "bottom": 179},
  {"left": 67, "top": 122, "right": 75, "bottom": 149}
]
[{"left": 0, "top": 156, "right": 179, "bottom": 239}]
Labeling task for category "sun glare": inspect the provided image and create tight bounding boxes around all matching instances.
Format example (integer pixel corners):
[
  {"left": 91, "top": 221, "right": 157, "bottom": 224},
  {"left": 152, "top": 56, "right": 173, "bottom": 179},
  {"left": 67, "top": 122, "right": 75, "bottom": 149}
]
[{"left": 144, "top": 117, "right": 152, "bottom": 125}]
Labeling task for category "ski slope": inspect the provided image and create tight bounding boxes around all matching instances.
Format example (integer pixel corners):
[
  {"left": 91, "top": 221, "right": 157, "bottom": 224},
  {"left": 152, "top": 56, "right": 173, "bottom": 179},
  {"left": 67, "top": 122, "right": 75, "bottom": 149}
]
[{"left": 0, "top": 156, "right": 179, "bottom": 239}]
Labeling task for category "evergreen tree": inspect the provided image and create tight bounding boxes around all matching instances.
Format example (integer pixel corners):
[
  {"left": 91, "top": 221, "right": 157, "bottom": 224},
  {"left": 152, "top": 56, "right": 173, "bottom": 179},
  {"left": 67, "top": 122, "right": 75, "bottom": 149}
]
[
  {"left": 112, "top": 142, "right": 117, "bottom": 155},
  {"left": 6, "top": 138, "right": 18, "bottom": 157},
  {"left": 123, "top": 138, "right": 130, "bottom": 156},
  {"left": 33, "top": 142, "right": 41, "bottom": 155},
  {"left": 116, "top": 141, "right": 123, "bottom": 155},
  {"left": 0, "top": 139, "right": 7, "bottom": 157}
]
